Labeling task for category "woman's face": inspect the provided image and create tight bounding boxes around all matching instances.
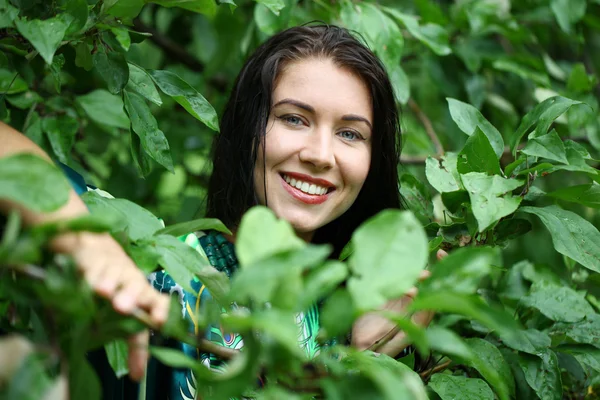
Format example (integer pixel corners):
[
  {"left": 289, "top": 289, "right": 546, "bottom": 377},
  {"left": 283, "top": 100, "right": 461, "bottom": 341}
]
[{"left": 254, "top": 57, "right": 373, "bottom": 241}]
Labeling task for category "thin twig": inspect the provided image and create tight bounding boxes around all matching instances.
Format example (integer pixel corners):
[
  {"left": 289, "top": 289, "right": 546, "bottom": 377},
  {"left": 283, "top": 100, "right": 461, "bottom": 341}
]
[
  {"left": 408, "top": 98, "right": 444, "bottom": 155},
  {"left": 419, "top": 359, "right": 452, "bottom": 379}
]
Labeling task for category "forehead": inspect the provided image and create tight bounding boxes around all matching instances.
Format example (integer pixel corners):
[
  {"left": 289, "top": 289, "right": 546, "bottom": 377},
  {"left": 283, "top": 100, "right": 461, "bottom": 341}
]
[{"left": 272, "top": 58, "right": 373, "bottom": 120}]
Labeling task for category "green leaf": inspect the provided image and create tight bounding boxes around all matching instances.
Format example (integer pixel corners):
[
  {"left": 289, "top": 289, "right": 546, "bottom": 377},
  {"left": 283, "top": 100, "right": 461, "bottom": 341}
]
[
  {"left": 447, "top": 98, "right": 504, "bottom": 159},
  {"left": 464, "top": 338, "right": 515, "bottom": 399},
  {"left": 429, "top": 375, "right": 494, "bottom": 400},
  {"left": 255, "top": 0, "right": 285, "bottom": 15},
  {"left": 420, "top": 247, "right": 497, "bottom": 295},
  {"left": 156, "top": 218, "right": 231, "bottom": 237},
  {"left": 500, "top": 329, "right": 551, "bottom": 355},
  {"left": 0, "top": 0, "right": 18, "bottom": 29},
  {"left": 126, "top": 63, "right": 162, "bottom": 106},
  {"left": 521, "top": 130, "right": 568, "bottom": 164},
  {"left": 425, "top": 153, "right": 463, "bottom": 193},
  {"left": 425, "top": 325, "right": 472, "bottom": 359},
  {"left": 299, "top": 260, "right": 348, "bottom": 309},
  {"left": 461, "top": 173, "right": 524, "bottom": 232},
  {"left": 93, "top": 52, "right": 129, "bottom": 94},
  {"left": 123, "top": 90, "right": 174, "bottom": 172},
  {"left": 348, "top": 210, "right": 429, "bottom": 312},
  {"left": 552, "top": 314, "right": 600, "bottom": 347},
  {"left": 110, "top": 27, "right": 131, "bottom": 51},
  {"left": 0, "top": 153, "right": 70, "bottom": 212},
  {"left": 42, "top": 115, "right": 79, "bottom": 164},
  {"left": 494, "top": 218, "right": 532, "bottom": 243},
  {"left": 81, "top": 190, "right": 163, "bottom": 241},
  {"left": 399, "top": 173, "right": 433, "bottom": 224},
  {"left": 15, "top": 16, "right": 69, "bottom": 64},
  {"left": 519, "top": 205, "right": 600, "bottom": 273},
  {"left": 551, "top": 0, "right": 586, "bottom": 34},
  {"left": 0, "top": 69, "right": 28, "bottom": 94},
  {"left": 76, "top": 89, "right": 130, "bottom": 129},
  {"left": 74, "top": 41, "right": 93, "bottom": 71},
  {"left": 567, "top": 63, "right": 594, "bottom": 92},
  {"left": 383, "top": 8, "right": 451, "bottom": 56},
  {"left": 508, "top": 96, "right": 582, "bottom": 156},
  {"left": 559, "top": 345, "right": 600, "bottom": 373},
  {"left": 388, "top": 63, "right": 410, "bottom": 104},
  {"left": 492, "top": 59, "right": 550, "bottom": 87},
  {"left": 65, "top": 0, "right": 88, "bottom": 34},
  {"left": 320, "top": 288, "right": 355, "bottom": 338},
  {"left": 518, "top": 350, "right": 562, "bottom": 400},
  {"left": 48, "top": 54, "right": 65, "bottom": 93},
  {"left": 522, "top": 282, "right": 595, "bottom": 322},
  {"left": 236, "top": 206, "right": 304, "bottom": 267},
  {"left": 105, "top": 340, "right": 128, "bottom": 378},
  {"left": 546, "top": 182, "right": 600, "bottom": 208},
  {"left": 6, "top": 91, "right": 42, "bottom": 109},
  {"left": 148, "top": 0, "right": 217, "bottom": 16},
  {"left": 106, "top": 0, "right": 144, "bottom": 19},
  {"left": 149, "top": 70, "right": 219, "bottom": 131},
  {"left": 457, "top": 127, "right": 502, "bottom": 175}
]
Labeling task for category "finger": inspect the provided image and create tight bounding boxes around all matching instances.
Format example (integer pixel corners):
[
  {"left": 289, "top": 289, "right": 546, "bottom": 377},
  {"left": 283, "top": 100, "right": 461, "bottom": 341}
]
[
  {"left": 405, "top": 287, "right": 418, "bottom": 298},
  {"left": 136, "top": 288, "right": 170, "bottom": 327},
  {"left": 418, "top": 270, "right": 431, "bottom": 281},
  {"left": 93, "top": 260, "right": 125, "bottom": 298},
  {"left": 112, "top": 271, "right": 146, "bottom": 314},
  {"left": 127, "top": 330, "right": 149, "bottom": 382},
  {"left": 436, "top": 249, "right": 448, "bottom": 260}
]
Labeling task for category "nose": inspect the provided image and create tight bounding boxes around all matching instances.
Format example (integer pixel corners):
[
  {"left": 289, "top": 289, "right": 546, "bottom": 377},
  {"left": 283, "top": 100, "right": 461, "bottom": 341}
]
[{"left": 298, "top": 128, "right": 335, "bottom": 170}]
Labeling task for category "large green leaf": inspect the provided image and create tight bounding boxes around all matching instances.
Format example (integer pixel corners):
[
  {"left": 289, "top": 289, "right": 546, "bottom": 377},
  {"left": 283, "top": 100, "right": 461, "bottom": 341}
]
[
  {"left": 429, "top": 375, "right": 494, "bottom": 400},
  {"left": 546, "top": 182, "right": 600, "bottom": 208},
  {"left": 522, "top": 282, "right": 595, "bottom": 323},
  {"left": 425, "top": 153, "right": 463, "bottom": 193},
  {"left": 147, "top": 0, "right": 217, "bottom": 16},
  {"left": 518, "top": 350, "right": 562, "bottom": 400},
  {"left": 425, "top": 326, "right": 472, "bottom": 359},
  {"left": 550, "top": 0, "right": 586, "bottom": 34},
  {"left": 521, "top": 130, "right": 568, "bottom": 164},
  {"left": 559, "top": 345, "right": 600, "bottom": 373},
  {"left": 464, "top": 338, "right": 515, "bottom": 399},
  {"left": 0, "top": 69, "right": 27, "bottom": 94},
  {"left": 126, "top": 63, "right": 162, "bottom": 106},
  {"left": 123, "top": 90, "right": 174, "bottom": 172},
  {"left": 500, "top": 329, "right": 551, "bottom": 355},
  {"left": 519, "top": 206, "right": 600, "bottom": 273},
  {"left": 551, "top": 313, "right": 600, "bottom": 347},
  {"left": 383, "top": 7, "right": 451, "bottom": 56},
  {"left": 508, "top": 96, "right": 582, "bottom": 155},
  {"left": 457, "top": 127, "right": 502, "bottom": 175},
  {"left": 0, "top": 153, "right": 70, "bottom": 212},
  {"left": 254, "top": 0, "right": 285, "bottom": 15},
  {"left": 461, "top": 173, "right": 524, "bottom": 232},
  {"left": 149, "top": 70, "right": 219, "bottom": 131},
  {"left": 81, "top": 191, "right": 163, "bottom": 241},
  {"left": 76, "top": 89, "right": 130, "bottom": 129},
  {"left": 93, "top": 52, "right": 129, "bottom": 94},
  {"left": 235, "top": 206, "right": 304, "bottom": 268},
  {"left": 42, "top": 115, "right": 79, "bottom": 165},
  {"left": 15, "top": 16, "right": 69, "bottom": 64},
  {"left": 0, "top": 0, "right": 18, "bottom": 29},
  {"left": 105, "top": 0, "right": 145, "bottom": 19},
  {"left": 447, "top": 98, "right": 504, "bottom": 158},
  {"left": 348, "top": 210, "right": 429, "bottom": 312},
  {"left": 419, "top": 247, "right": 497, "bottom": 295}
]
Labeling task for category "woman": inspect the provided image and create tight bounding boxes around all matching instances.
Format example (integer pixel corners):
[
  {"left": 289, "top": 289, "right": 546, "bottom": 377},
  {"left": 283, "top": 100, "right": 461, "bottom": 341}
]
[{"left": 0, "top": 24, "right": 435, "bottom": 399}]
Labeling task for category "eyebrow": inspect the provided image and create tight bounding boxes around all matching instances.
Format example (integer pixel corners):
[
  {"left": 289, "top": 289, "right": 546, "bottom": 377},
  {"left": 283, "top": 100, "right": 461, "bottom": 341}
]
[{"left": 273, "top": 98, "right": 373, "bottom": 131}]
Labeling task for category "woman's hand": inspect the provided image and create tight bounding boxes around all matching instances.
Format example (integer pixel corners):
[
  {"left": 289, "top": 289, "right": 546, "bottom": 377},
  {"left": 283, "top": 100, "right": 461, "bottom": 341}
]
[
  {"left": 351, "top": 249, "right": 448, "bottom": 357},
  {"left": 50, "top": 231, "right": 170, "bottom": 381}
]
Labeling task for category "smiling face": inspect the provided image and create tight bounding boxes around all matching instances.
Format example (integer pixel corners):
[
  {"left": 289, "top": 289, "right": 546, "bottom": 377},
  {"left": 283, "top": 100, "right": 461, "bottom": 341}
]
[{"left": 254, "top": 57, "right": 373, "bottom": 241}]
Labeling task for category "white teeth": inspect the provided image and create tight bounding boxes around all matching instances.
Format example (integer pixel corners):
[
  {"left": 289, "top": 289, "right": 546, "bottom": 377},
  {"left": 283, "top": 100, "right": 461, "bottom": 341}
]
[{"left": 282, "top": 174, "right": 329, "bottom": 196}]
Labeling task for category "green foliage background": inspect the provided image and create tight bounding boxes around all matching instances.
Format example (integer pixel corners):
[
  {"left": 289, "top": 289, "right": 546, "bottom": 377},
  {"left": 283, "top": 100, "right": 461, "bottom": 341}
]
[{"left": 1, "top": 0, "right": 600, "bottom": 399}]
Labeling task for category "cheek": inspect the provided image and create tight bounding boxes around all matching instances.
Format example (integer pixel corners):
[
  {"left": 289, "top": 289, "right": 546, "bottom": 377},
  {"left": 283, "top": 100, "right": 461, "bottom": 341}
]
[{"left": 344, "top": 148, "right": 371, "bottom": 192}]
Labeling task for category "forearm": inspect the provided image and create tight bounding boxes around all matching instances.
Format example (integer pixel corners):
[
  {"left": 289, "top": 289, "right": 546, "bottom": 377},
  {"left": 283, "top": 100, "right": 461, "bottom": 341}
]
[{"left": 0, "top": 122, "right": 90, "bottom": 227}]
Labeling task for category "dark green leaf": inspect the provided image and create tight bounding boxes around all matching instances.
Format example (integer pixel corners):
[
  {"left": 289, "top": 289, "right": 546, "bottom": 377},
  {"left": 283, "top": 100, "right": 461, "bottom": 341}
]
[
  {"left": 518, "top": 350, "right": 562, "bottom": 400},
  {"left": 429, "top": 375, "right": 494, "bottom": 400},
  {"left": 0, "top": 0, "right": 18, "bottom": 28},
  {"left": 501, "top": 329, "right": 551, "bottom": 355},
  {"left": 126, "top": 63, "right": 162, "bottom": 106},
  {"left": 0, "top": 153, "right": 70, "bottom": 212},
  {"left": 399, "top": 173, "right": 433, "bottom": 223},
  {"left": 15, "top": 16, "right": 69, "bottom": 64},
  {"left": 149, "top": 70, "right": 219, "bottom": 131},
  {"left": 69, "top": 355, "right": 101, "bottom": 400},
  {"left": 508, "top": 96, "right": 582, "bottom": 156},
  {"left": 552, "top": 314, "right": 600, "bottom": 347},
  {"left": 0, "top": 69, "right": 28, "bottom": 94},
  {"left": 65, "top": 0, "right": 88, "bottom": 34},
  {"left": 156, "top": 218, "right": 231, "bottom": 237},
  {"left": 464, "top": 338, "right": 515, "bottom": 399},
  {"left": 110, "top": 27, "right": 131, "bottom": 51},
  {"left": 93, "top": 52, "right": 129, "bottom": 94},
  {"left": 447, "top": 98, "right": 504, "bottom": 158},
  {"left": 420, "top": 247, "right": 497, "bottom": 295},
  {"left": 348, "top": 210, "right": 428, "bottom": 312},
  {"left": 425, "top": 153, "right": 463, "bottom": 193},
  {"left": 457, "top": 127, "right": 502, "bottom": 175},
  {"left": 425, "top": 325, "right": 471, "bottom": 359},
  {"left": 494, "top": 218, "right": 532, "bottom": 243},
  {"left": 522, "top": 281, "right": 595, "bottom": 322},
  {"left": 551, "top": 0, "right": 586, "bottom": 34},
  {"left": 461, "top": 173, "right": 524, "bottom": 232},
  {"left": 123, "top": 90, "right": 174, "bottom": 172},
  {"left": 76, "top": 89, "right": 130, "bottom": 129},
  {"left": 42, "top": 114, "right": 78, "bottom": 164},
  {"left": 567, "top": 63, "right": 594, "bottom": 92},
  {"left": 106, "top": 0, "right": 144, "bottom": 19},
  {"left": 320, "top": 289, "right": 355, "bottom": 339},
  {"left": 521, "top": 130, "right": 568, "bottom": 164},
  {"left": 129, "top": 128, "right": 153, "bottom": 176},
  {"left": 519, "top": 205, "right": 600, "bottom": 273},
  {"left": 546, "top": 183, "right": 600, "bottom": 208},
  {"left": 105, "top": 340, "right": 128, "bottom": 378},
  {"left": 74, "top": 41, "right": 93, "bottom": 71},
  {"left": 148, "top": 0, "right": 217, "bottom": 16},
  {"left": 6, "top": 91, "right": 42, "bottom": 109},
  {"left": 492, "top": 59, "right": 550, "bottom": 87},
  {"left": 559, "top": 345, "right": 600, "bottom": 373}
]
